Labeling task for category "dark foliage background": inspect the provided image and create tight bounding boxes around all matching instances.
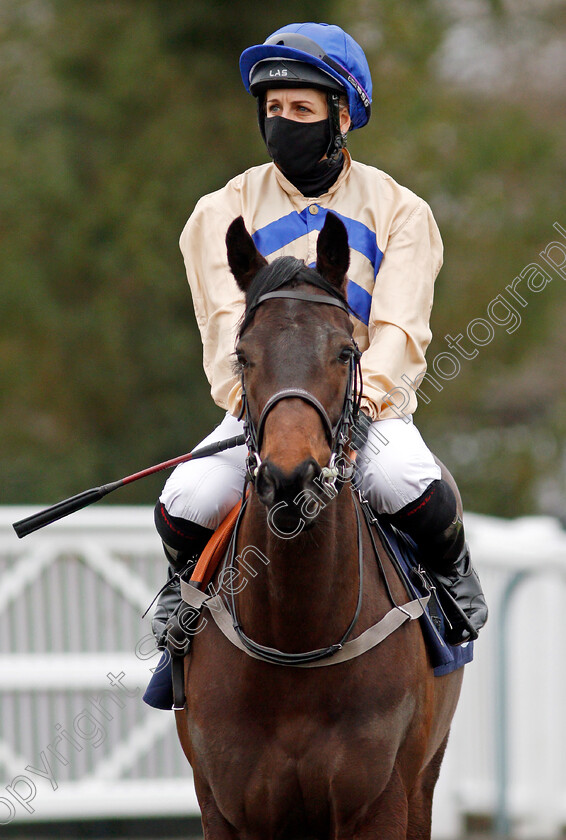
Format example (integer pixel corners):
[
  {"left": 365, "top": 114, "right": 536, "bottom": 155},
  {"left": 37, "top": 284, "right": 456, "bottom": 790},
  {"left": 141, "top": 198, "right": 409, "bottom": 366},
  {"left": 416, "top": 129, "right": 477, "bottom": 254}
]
[{"left": 2, "top": 0, "right": 565, "bottom": 517}]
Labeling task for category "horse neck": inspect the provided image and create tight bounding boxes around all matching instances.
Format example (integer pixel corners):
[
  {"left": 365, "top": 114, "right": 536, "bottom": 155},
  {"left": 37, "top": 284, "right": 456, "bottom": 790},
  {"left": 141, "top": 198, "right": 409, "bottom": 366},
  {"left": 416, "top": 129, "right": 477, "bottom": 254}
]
[{"left": 234, "top": 487, "right": 361, "bottom": 652}]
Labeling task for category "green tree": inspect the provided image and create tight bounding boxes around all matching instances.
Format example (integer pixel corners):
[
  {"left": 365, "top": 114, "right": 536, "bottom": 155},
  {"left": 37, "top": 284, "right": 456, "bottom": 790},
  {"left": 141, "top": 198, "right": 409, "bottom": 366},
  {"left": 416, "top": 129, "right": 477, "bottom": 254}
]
[
  {"left": 1, "top": 0, "right": 335, "bottom": 505},
  {"left": 2, "top": 0, "right": 566, "bottom": 518}
]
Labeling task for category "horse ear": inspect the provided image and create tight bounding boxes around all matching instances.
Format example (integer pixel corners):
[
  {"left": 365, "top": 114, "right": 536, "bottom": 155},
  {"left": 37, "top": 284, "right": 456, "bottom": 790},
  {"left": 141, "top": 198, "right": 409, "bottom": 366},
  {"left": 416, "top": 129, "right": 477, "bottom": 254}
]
[
  {"left": 226, "top": 216, "right": 268, "bottom": 293},
  {"left": 316, "top": 212, "right": 350, "bottom": 292}
]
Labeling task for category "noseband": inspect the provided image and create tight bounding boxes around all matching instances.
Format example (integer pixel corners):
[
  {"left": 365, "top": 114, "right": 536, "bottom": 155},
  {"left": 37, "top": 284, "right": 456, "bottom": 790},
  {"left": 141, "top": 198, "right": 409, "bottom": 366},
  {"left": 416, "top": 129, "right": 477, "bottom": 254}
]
[{"left": 238, "top": 288, "right": 363, "bottom": 486}]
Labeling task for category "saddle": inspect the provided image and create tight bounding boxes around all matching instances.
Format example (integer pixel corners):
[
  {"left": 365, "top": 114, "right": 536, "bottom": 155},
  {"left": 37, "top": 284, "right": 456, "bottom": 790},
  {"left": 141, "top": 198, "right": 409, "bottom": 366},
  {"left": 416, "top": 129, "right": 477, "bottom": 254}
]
[{"left": 187, "top": 500, "right": 243, "bottom": 591}]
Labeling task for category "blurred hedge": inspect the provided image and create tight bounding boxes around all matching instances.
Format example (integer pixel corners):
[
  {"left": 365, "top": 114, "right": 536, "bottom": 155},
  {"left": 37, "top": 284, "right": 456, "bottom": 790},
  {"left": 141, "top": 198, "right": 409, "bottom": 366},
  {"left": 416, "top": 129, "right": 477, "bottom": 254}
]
[{"left": 2, "top": 0, "right": 565, "bottom": 517}]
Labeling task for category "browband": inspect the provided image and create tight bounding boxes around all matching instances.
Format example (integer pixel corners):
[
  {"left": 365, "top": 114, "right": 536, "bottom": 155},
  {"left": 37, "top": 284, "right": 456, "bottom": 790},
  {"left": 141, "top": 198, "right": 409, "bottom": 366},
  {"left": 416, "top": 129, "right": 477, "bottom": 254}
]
[{"left": 252, "top": 289, "right": 350, "bottom": 314}]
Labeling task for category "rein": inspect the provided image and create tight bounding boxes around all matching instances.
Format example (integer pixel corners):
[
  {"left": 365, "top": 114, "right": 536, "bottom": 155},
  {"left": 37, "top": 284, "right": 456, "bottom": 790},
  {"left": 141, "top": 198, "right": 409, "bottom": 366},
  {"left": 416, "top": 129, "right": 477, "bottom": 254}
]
[
  {"left": 180, "top": 490, "right": 429, "bottom": 669},
  {"left": 176, "top": 283, "right": 428, "bottom": 670},
  {"left": 173, "top": 287, "right": 431, "bottom": 680},
  {"left": 223, "top": 491, "right": 364, "bottom": 666}
]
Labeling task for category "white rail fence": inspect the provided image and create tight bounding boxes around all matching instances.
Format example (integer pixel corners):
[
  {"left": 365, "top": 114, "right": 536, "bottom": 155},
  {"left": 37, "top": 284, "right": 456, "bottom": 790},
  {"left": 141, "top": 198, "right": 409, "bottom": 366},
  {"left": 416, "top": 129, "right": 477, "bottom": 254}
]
[{"left": 1, "top": 506, "right": 566, "bottom": 836}]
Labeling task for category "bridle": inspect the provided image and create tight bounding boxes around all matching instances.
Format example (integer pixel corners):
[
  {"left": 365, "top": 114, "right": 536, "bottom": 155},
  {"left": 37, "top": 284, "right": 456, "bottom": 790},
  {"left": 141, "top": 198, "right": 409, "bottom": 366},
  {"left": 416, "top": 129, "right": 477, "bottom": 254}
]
[
  {"left": 238, "top": 288, "right": 363, "bottom": 487},
  {"left": 173, "top": 286, "right": 430, "bottom": 674}
]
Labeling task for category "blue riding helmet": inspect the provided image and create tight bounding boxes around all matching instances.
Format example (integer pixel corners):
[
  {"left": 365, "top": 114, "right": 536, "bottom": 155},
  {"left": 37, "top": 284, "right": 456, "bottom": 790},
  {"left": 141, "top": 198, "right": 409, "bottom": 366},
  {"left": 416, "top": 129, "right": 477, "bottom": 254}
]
[{"left": 240, "top": 22, "right": 372, "bottom": 130}]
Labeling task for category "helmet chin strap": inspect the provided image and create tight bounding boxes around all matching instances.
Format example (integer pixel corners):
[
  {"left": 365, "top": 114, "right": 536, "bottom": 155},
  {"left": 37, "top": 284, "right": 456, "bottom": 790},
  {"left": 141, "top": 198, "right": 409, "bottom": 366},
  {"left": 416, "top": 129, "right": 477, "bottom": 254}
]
[
  {"left": 326, "top": 92, "right": 346, "bottom": 163},
  {"left": 257, "top": 94, "right": 268, "bottom": 144}
]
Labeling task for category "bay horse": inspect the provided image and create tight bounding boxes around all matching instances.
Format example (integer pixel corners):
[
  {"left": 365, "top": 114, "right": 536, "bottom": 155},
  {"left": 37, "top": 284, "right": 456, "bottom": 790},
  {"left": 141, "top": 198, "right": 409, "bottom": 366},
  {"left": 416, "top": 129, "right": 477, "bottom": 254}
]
[{"left": 175, "top": 212, "right": 464, "bottom": 839}]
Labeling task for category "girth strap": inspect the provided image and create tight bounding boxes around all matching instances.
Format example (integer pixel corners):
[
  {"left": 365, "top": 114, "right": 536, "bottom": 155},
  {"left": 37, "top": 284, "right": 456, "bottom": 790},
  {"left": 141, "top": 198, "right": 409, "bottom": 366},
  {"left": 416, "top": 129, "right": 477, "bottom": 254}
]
[{"left": 180, "top": 579, "right": 429, "bottom": 669}]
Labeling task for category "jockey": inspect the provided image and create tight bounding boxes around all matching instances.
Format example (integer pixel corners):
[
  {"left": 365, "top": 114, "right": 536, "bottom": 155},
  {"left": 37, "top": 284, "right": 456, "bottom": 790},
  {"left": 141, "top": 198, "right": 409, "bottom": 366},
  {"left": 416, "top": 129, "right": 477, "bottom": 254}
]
[{"left": 152, "top": 22, "right": 487, "bottom": 652}]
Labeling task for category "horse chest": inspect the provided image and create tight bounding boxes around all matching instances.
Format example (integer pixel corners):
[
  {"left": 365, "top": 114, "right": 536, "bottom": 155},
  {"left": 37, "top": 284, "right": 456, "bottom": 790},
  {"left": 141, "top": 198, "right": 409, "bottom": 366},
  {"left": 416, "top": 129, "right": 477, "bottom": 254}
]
[
  {"left": 188, "top": 676, "right": 411, "bottom": 825},
  {"left": 192, "top": 724, "right": 387, "bottom": 830}
]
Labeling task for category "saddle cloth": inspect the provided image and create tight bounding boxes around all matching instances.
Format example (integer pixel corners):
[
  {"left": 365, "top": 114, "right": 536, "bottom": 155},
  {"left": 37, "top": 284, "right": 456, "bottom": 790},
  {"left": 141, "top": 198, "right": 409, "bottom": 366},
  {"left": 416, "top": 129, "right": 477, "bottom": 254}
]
[
  {"left": 378, "top": 521, "right": 473, "bottom": 676},
  {"left": 143, "top": 503, "right": 472, "bottom": 710}
]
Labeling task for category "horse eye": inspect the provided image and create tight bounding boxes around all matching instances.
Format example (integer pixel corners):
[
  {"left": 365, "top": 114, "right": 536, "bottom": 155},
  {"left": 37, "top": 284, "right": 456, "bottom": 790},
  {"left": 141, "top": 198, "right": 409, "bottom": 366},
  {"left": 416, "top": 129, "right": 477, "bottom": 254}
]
[
  {"left": 236, "top": 351, "right": 249, "bottom": 369},
  {"left": 338, "top": 347, "right": 353, "bottom": 365}
]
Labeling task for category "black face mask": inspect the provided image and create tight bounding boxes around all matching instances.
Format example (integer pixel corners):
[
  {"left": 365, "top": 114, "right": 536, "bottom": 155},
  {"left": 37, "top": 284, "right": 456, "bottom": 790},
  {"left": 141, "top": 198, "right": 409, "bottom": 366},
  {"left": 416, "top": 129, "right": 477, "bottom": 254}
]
[
  {"left": 263, "top": 115, "right": 344, "bottom": 196},
  {"left": 264, "top": 116, "right": 331, "bottom": 178}
]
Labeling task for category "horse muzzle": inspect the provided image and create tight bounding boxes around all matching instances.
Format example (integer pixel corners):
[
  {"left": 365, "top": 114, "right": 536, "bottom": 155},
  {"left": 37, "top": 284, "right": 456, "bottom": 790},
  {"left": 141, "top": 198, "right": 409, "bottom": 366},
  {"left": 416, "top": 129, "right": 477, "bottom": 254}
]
[
  {"left": 255, "top": 456, "right": 333, "bottom": 535},
  {"left": 256, "top": 456, "right": 322, "bottom": 506}
]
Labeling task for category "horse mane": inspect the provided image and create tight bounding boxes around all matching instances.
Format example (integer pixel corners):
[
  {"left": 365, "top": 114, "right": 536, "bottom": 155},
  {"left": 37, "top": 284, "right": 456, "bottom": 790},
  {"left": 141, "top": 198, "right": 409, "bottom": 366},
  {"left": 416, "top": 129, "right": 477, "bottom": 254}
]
[{"left": 238, "top": 256, "right": 350, "bottom": 339}]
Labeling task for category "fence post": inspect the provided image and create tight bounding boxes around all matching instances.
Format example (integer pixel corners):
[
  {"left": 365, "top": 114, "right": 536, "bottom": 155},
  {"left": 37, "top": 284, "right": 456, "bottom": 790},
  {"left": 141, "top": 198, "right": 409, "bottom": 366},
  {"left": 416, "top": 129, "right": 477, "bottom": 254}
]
[{"left": 495, "top": 569, "right": 533, "bottom": 839}]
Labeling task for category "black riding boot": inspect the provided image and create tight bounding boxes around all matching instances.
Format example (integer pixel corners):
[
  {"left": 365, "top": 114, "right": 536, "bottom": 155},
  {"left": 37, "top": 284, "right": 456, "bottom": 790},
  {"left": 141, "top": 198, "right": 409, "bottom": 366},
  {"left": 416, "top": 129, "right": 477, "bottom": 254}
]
[
  {"left": 152, "top": 502, "right": 214, "bottom": 649},
  {"left": 388, "top": 479, "right": 488, "bottom": 646}
]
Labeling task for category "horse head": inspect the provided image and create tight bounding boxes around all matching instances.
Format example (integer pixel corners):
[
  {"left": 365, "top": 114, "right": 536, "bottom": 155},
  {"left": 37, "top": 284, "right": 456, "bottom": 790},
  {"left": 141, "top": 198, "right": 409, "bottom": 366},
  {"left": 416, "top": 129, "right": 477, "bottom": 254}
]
[{"left": 226, "top": 213, "right": 360, "bottom": 525}]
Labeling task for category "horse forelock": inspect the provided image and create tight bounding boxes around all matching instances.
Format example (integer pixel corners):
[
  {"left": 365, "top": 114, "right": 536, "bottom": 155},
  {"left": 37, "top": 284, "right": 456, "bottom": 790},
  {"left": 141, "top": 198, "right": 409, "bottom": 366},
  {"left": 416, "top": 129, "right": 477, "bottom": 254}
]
[{"left": 238, "top": 256, "right": 349, "bottom": 339}]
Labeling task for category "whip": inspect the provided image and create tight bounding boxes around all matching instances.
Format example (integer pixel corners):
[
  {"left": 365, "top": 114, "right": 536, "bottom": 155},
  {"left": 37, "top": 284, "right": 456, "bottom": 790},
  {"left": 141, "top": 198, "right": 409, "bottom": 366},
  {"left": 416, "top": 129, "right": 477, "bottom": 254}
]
[{"left": 12, "top": 434, "right": 246, "bottom": 538}]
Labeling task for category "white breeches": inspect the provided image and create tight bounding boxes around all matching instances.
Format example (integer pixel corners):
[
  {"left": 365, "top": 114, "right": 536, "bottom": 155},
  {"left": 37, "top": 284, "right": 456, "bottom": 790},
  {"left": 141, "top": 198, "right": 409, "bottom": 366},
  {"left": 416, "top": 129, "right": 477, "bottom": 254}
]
[{"left": 159, "top": 412, "right": 441, "bottom": 530}]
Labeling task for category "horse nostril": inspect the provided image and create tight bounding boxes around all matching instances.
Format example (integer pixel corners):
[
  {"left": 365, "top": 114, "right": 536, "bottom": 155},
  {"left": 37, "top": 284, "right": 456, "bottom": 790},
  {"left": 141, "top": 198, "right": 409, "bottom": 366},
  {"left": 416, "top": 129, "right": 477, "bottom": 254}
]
[
  {"left": 256, "top": 461, "right": 278, "bottom": 508},
  {"left": 301, "top": 458, "right": 322, "bottom": 489},
  {"left": 255, "top": 457, "right": 324, "bottom": 510}
]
